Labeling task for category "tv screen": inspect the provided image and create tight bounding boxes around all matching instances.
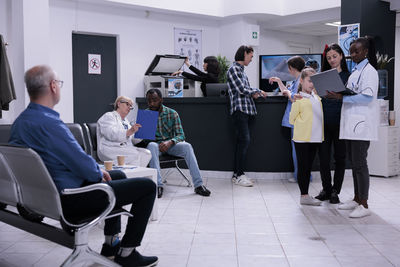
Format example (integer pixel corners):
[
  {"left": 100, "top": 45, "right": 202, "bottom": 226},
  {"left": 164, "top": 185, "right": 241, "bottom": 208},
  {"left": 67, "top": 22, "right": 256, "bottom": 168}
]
[{"left": 259, "top": 54, "right": 322, "bottom": 91}]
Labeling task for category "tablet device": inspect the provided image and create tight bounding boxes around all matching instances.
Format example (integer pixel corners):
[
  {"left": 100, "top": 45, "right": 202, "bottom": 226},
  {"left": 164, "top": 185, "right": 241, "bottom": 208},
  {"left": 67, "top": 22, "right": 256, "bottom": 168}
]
[{"left": 311, "top": 69, "right": 355, "bottom": 96}]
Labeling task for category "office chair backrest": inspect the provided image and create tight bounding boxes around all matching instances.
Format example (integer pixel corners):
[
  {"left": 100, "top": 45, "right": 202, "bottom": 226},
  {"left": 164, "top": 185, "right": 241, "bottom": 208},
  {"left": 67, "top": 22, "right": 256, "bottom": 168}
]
[{"left": 0, "top": 145, "right": 62, "bottom": 220}]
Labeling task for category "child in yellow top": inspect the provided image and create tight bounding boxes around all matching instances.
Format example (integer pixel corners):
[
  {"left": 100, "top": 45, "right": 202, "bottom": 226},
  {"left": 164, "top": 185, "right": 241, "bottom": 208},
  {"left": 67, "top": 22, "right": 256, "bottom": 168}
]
[{"left": 289, "top": 68, "right": 324, "bottom": 206}]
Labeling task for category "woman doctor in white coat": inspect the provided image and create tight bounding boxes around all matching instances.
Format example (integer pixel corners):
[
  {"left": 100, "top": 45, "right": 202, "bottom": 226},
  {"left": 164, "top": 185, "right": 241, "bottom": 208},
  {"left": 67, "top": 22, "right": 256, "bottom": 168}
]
[
  {"left": 327, "top": 36, "right": 379, "bottom": 218},
  {"left": 97, "top": 96, "right": 152, "bottom": 166}
]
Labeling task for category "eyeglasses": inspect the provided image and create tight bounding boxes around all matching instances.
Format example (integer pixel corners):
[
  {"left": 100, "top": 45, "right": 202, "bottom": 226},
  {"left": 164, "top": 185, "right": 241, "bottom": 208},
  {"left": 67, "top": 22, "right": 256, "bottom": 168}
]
[
  {"left": 120, "top": 101, "right": 133, "bottom": 110},
  {"left": 54, "top": 80, "right": 64, "bottom": 88}
]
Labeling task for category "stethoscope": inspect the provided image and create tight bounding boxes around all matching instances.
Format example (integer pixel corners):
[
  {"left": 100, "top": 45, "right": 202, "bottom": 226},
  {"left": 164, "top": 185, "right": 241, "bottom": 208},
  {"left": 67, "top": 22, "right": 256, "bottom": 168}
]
[
  {"left": 345, "top": 62, "right": 371, "bottom": 133},
  {"left": 345, "top": 62, "right": 374, "bottom": 95}
]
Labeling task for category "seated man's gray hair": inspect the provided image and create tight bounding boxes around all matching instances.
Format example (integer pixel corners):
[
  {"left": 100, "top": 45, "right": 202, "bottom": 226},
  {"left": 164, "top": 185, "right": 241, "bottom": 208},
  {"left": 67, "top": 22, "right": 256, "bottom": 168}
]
[{"left": 24, "top": 65, "right": 56, "bottom": 99}]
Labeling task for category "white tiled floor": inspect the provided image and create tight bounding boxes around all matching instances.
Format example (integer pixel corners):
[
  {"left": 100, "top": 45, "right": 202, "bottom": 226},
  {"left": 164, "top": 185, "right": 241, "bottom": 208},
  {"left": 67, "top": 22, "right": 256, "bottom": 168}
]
[{"left": 1, "top": 170, "right": 400, "bottom": 267}]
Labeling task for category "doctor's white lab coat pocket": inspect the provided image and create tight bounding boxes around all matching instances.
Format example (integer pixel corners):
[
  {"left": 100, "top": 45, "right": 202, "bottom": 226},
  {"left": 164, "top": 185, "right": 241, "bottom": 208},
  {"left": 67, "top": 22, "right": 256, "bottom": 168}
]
[{"left": 344, "top": 114, "right": 367, "bottom": 138}]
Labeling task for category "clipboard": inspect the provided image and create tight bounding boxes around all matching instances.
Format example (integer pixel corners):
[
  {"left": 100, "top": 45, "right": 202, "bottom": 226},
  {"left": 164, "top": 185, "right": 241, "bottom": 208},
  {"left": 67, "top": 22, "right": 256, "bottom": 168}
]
[
  {"left": 311, "top": 69, "right": 356, "bottom": 96},
  {"left": 134, "top": 109, "right": 158, "bottom": 140}
]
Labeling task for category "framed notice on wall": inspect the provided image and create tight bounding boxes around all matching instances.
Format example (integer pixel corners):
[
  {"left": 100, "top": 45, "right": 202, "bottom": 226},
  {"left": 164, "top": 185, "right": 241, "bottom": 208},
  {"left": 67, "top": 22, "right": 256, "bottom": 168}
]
[
  {"left": 174, "top": 28, "right": 202, "bottom": 71},
  {"left": 338, "top": 23, "right": 360, "bottom": 57}
]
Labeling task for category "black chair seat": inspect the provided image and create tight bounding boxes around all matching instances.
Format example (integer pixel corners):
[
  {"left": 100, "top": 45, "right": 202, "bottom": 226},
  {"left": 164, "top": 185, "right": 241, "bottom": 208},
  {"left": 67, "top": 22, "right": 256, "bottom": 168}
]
[{"left": 159, "top": 154, "right": 185, "bottom": 163}]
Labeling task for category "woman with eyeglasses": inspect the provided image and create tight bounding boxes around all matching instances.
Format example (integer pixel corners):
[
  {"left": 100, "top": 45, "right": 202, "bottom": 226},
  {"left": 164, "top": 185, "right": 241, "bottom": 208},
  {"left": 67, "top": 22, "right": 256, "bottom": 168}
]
[{"left": 97, "top": 96, "right": 152, "bottom": 166}]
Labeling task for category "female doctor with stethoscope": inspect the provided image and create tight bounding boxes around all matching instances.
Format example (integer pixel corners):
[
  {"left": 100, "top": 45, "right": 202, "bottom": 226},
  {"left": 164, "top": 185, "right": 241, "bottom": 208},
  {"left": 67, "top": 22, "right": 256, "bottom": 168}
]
[{"left": 327, "top": 36, "right": 379, "bottom": 218}]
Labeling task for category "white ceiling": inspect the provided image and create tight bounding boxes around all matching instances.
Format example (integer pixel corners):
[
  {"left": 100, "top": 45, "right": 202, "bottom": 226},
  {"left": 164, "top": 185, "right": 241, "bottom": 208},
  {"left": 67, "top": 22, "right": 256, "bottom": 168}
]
[
  {"left": 251, "top": 7, "right": 340, "bottom": 36},
  {"left": 68, "top": 0, "right": 400, "bottom": 37}
]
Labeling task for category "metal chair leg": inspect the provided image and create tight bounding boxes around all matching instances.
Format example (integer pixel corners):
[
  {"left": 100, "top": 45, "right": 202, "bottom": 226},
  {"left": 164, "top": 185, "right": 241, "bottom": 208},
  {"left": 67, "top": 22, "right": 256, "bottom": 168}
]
[
  {"left": 61, "top": 245, "right": 119, "bottom": 267},
  {"left": 175, "top": 160, "right": 191, "bottom": 187}
]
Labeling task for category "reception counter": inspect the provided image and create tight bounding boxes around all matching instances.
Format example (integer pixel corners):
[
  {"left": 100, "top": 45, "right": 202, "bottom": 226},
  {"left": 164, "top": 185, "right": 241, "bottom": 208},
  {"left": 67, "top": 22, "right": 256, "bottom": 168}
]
[{"left": 136, "top": 96, "right": 302, "bottom": 172}]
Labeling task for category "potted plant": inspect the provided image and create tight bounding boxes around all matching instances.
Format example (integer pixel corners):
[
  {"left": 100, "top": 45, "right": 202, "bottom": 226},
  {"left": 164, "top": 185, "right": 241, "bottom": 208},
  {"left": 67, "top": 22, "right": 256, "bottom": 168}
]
[
  {"left": 376, "top": 52, "right": 394, "bottom": 69},
  {"left": 217, "top": 55, "right": 230, "bottom": 83},
  {"left": 376, "top": 52, "right": 394, "bottom": 99}
]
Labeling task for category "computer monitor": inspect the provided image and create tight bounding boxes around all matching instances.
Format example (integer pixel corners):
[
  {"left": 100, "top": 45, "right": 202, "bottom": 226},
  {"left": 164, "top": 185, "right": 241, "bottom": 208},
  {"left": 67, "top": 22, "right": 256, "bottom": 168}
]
[
  {"left": 206, "top": 83, "right": 228, "bottom": 97},
  {"left": 259, "top": 54, "right": 322, "bottom": 91}
]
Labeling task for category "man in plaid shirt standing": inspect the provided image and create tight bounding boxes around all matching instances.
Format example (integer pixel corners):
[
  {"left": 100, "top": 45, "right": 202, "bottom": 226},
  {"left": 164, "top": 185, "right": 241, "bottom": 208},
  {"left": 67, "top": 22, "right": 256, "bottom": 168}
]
[
  {"left": 227, "top": 45, "right": 267, "bottom": 187},
  {"left": 145, "top": 88, "right": 211, "bottom": 198}
]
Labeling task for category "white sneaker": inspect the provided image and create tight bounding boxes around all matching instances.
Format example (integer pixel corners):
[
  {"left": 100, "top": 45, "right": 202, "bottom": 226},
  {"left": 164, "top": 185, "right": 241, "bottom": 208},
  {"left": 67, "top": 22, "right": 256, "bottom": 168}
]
[
  {"left": 232, "top": 174, "right": 254, "bottom": 187},
  {"left": 300, "top": 195, "right": 322, "bottom": 206},
  {"left": 349, "top": 205, "right": 371, "bottom": 218},
  {"left": 338, "top": 200, "right": 359, "bottom": 210},
  {"left": 288, "top": 177, "right": 297, "bottom": 183}
]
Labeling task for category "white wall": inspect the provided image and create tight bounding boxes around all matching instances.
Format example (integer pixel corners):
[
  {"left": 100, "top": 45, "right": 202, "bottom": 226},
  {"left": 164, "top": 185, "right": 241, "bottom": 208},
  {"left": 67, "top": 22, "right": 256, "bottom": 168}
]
[
  {"left": 394, "top": 17, "right": 400, "bottom": 124},
  {"left": 0, "top": 1, "right": 8, "bottom": 37},
  {"left": 0, "top": 0, "right": 29, "bottom": 124},
  {"left": 49, "top": 0, "right": 221, "bottom": 122},
  {"left": 1, "top": 0, "right": 342, "bottom": 124}
]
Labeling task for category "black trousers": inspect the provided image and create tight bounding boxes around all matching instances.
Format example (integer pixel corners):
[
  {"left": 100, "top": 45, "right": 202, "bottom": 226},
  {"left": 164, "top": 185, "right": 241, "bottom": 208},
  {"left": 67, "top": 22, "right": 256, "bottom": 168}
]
[
  {"left": 318, "top": 123, "right": 346, "bottom": 194},
  {"left": 61, "top": 170, "right": 156, "bottom": 247},
  {"left": 232, "top": 111, "right": 254, "bottom": 176},
  {"left": 346, "top": 140, "right": 370, "bottom": 200},
  {"left": 295, "top": 142, "right": 320, "bottom": 195}
]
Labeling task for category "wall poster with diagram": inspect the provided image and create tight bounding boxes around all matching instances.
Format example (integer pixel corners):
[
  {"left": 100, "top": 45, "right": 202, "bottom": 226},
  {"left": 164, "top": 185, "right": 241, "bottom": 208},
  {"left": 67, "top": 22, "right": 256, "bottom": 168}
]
[
  {"left": 174, "top": 28, "right": 202, "bottom": 71},
  {"left": 338, "top": 23, "right": 360, "bottom": 57}
]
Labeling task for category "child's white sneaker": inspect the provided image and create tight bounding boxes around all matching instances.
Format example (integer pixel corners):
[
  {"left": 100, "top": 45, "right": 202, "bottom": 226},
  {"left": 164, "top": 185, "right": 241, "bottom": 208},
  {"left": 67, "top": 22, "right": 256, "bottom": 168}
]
[{"left": 338, "top": 200, "right": 359, "bottom": 210}]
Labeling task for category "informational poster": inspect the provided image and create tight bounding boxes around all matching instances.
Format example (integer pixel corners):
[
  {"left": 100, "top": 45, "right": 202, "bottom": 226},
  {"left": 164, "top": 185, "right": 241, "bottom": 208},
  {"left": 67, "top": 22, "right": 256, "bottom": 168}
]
[
  {"left": 174, "top": 28, "right": 202, "bottom": 70},
  {"left": 338, "top": 23, "right": 360, "bottom": 57},
  {"left": 168, "top": 78, "right": 183, "bottom": 97},
  {"left": 88, "top": 54, "right": 101, "bottom": 74}
]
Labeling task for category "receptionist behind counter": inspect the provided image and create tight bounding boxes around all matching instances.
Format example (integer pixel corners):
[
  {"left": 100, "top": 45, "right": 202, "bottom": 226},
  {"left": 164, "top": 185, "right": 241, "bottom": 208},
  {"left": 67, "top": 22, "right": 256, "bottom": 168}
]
[{"left": 171, "top": 56, "right": 220, "bottom": 96}]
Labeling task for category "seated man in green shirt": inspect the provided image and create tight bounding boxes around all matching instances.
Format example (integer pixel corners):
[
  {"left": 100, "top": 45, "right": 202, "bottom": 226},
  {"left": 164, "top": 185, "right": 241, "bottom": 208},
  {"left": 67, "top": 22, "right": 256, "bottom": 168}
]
[{"left": 145, "top": 89, "right": 211, "bottom": 198}]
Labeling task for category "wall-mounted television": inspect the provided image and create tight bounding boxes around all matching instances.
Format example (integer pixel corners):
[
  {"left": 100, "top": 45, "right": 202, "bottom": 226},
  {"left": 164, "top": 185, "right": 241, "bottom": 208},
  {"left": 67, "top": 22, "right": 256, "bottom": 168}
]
[{"left": 259, "top": 54, "right": 322, "bottom": 91}]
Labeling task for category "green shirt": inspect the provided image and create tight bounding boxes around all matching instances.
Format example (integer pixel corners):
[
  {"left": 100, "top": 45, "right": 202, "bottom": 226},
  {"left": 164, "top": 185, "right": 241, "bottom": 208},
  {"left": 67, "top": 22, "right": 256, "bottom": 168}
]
[{"left": 155, "top": 105, "right": 185, "bottom": 144}]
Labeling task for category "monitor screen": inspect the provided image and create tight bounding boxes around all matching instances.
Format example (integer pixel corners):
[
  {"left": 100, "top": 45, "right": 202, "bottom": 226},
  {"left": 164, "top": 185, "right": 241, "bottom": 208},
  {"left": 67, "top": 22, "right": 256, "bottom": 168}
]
[{"left": 259, "top": 54, "right": 322, "bottom": 91}]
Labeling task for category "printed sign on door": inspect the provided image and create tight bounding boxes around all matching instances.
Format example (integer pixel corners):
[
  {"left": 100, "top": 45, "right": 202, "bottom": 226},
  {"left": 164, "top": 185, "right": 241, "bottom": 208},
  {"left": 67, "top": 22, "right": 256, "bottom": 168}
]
[{"left": 88, "top": 54, "right": 101, "bottom": 74}]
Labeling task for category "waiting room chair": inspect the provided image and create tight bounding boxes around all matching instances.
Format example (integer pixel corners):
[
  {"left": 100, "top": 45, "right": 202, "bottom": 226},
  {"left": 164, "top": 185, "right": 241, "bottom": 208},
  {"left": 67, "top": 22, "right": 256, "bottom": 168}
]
[
  {"left": 0, "top": 124, "right": 11, "bottom": 144},
  {"left": 0, "top": 144, "right": 131, "bottom": 267},
  {"left": 84, "top": 122, "right": 191, "bottom": 186},
  {"left": 159, "top": 154, "right": 191, "bottom": 187},
  {"left": 0, "top": 150, "right": 19, "bottom": 209},
  {"left": 83, "top": 122, "right": 101, "bottom": 162},
  {"left": 65, "top": 123, "right": 90, "bottom": 155}
]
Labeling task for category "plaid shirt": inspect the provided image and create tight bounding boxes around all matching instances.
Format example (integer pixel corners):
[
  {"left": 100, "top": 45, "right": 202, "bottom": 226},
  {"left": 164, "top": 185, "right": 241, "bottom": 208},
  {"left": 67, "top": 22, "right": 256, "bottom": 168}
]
[
  {"left": 227, "top": 62, "right": 261, "bottom": 115},
  {"left": 155, "top": 105, "right": 185, "bottom": 144}
]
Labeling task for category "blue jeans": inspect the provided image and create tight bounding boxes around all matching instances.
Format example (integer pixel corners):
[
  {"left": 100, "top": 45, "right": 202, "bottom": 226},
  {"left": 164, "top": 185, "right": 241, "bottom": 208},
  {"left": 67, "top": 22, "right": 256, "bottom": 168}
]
[{"left": 147, "top": 141, "right": 203, "bottom": 187}]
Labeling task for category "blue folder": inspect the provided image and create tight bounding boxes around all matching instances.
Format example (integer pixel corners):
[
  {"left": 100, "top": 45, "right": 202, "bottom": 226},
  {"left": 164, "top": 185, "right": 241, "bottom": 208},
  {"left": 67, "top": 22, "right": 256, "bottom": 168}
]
[{"left": 135, "top": 109, "right": 158, "bottom": 140}]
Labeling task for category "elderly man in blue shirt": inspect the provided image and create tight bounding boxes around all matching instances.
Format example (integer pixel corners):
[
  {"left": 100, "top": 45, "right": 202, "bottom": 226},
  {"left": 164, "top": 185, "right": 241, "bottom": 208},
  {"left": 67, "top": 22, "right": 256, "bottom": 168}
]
[{"left": 9, "top": 65, "right": 158, "bottom": 267}]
